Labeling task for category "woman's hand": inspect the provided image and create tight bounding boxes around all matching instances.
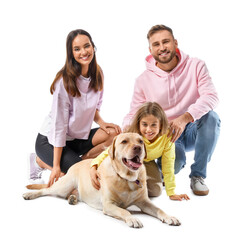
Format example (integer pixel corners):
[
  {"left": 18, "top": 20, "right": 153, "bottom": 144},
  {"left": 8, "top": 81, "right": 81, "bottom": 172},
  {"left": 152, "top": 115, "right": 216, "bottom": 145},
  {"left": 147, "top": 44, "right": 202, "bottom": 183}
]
[
  {"left": 169, "top": 194, "right": 190, "bottom": 201},
  {"left": 99, "top": 122, "right": 121, "bottom": 135},
  {"left": 48, "top": 166, "right": 63, "bottom": 187},
  {"left": 94, "top": 110, "right": 121, "bottom": 135},
  {"left": 90, "top": 165, "right": 101, "bottom": 190},
  {"left": 48, "top": 146, "right": 64, "bottom": 187}
]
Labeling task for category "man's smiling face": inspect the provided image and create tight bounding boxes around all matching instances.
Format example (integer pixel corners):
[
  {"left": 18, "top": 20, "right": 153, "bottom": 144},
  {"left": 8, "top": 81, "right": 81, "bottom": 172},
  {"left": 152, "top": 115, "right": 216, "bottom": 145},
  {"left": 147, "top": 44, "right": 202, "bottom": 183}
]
[{"left": 149, "top": 30, "right": 178, "bottom": 65}]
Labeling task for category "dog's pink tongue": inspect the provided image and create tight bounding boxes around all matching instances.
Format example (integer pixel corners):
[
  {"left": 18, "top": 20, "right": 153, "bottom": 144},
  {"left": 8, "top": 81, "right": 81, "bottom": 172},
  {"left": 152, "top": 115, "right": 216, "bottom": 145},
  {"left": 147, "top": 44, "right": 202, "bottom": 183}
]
[{"left": 128, "top": 160, "right": 142, "bottom": 168}]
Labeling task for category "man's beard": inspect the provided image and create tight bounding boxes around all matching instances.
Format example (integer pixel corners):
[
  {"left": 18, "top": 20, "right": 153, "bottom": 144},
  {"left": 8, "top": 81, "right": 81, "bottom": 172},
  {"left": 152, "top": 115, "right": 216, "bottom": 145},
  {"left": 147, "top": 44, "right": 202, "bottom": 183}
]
[{"left": 154, "top": 49, "right": 176, "bottom": 64}]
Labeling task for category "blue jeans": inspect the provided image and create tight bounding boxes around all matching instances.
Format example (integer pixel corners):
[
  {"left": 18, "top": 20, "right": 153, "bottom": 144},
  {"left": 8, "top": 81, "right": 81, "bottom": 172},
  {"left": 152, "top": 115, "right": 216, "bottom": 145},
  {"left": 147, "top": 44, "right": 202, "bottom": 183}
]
[{"left": 174, "top": 111, "right": 220, "bottom": 178}]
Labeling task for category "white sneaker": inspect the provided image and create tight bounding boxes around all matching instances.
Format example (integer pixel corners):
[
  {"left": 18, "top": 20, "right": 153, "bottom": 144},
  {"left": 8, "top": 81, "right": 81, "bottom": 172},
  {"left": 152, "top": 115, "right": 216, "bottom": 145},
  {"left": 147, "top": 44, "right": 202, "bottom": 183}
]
[
  {"left": 29, "top": 153, "right": 45, "bottom": 184},
  {"left": 190, "top": 176, "right": 209, "bottom": 196}
]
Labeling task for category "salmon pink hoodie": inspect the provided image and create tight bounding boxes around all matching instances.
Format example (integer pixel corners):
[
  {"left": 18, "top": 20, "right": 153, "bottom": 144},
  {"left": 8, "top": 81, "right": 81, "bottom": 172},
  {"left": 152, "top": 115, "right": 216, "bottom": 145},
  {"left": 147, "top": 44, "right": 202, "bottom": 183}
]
[{"left": 122, "top": 49, "right": 219, "bottom": 127}]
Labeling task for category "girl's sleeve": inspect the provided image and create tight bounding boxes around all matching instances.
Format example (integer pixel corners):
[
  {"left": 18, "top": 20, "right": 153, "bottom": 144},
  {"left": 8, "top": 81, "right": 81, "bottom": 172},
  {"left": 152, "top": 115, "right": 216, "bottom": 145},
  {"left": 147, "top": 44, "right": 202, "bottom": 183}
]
[
  {"left": 161, "top": 140, "right": 176, "bottom": 196},
  {"left": 91, "top": 147, "right": 109, "bottom": 167},
  {"left": 48, "top": 80, "right": 70, "bottom": 147}
]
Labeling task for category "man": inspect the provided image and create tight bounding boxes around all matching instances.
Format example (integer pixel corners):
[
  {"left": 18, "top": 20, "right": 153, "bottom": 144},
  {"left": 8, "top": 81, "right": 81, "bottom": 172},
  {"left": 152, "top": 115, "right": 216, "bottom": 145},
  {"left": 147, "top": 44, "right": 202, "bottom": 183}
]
[{"left": 123, "top": 25, "right": 220, "bottom": 196}]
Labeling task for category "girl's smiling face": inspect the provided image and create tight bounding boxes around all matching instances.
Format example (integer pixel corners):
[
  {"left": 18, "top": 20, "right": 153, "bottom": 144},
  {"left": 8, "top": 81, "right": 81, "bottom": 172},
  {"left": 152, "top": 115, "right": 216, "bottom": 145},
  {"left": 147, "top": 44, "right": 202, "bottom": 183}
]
[{"left": 139, "top": 114, "right": 161, "bottom": 142}]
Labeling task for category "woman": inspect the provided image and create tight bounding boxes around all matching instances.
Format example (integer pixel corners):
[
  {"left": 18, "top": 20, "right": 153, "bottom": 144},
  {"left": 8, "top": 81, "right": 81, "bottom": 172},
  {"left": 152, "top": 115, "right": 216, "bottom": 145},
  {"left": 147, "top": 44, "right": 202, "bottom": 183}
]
[{"left": 30, "top": 29, "right": 121, "bottom": 186}]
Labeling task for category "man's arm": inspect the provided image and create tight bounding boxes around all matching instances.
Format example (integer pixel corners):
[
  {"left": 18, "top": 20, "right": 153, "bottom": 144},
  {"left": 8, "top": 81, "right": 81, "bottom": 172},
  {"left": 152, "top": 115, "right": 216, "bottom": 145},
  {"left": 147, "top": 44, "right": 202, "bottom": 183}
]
[
  {"left": 168, "top": 62, "right": 218, "bottom": 142},
  {"left": 187, "top": 62, "right": 219, "bottom": 121}
]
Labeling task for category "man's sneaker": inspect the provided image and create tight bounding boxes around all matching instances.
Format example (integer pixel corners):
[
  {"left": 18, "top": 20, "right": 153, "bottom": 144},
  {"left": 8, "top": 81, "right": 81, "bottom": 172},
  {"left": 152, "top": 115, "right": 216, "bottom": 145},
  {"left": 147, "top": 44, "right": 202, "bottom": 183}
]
[
  {"left": 190, "top": 176, "right": 209, "bottom": 196},
  {"left": 29, "top": 153, "right": 45, "bottom": 184}
]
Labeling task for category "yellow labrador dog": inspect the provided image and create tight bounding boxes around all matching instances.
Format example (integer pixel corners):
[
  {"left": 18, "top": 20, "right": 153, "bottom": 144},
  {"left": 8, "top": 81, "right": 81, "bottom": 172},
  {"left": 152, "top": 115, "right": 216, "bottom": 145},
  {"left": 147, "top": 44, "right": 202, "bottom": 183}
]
[{"left": 23, "top": 133, "right": 180, "bottom": 228}]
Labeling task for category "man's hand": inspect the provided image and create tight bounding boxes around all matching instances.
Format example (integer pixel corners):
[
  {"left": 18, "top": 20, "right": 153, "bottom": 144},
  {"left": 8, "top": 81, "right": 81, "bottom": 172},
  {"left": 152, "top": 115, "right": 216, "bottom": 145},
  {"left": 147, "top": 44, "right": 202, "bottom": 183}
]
[{"left": 167, "top": 112, "right": 193, "bottom": 142}]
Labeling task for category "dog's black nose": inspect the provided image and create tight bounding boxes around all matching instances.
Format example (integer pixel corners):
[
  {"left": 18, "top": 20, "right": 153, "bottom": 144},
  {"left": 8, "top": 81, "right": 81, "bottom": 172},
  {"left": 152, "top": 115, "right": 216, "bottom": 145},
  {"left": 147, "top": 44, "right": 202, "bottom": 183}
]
[{"left": 133, "top": 145, "right": 141, "bottom": 153}]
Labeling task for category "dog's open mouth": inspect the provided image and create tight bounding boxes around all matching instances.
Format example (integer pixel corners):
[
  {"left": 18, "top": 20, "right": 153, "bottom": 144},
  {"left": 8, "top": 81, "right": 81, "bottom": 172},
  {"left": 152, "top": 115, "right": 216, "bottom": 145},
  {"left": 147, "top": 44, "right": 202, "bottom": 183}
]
[{"left": 122, "top": 156, "right": 142, "bottom": 171}]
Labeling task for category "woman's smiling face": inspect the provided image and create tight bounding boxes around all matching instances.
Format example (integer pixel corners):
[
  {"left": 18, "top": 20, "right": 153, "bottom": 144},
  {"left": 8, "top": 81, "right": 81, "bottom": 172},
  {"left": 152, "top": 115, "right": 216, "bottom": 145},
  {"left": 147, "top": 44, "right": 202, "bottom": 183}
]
[{"left": 72, "top": 34, "right": 94, "bottom": 71}]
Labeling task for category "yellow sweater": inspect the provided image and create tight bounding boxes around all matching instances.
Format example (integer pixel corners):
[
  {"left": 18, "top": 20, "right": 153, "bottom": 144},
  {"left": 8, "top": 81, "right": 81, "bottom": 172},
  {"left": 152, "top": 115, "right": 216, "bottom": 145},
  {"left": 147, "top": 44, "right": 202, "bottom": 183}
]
[{"left": 91, "top": 134, "right": 176, "bottom": 196}]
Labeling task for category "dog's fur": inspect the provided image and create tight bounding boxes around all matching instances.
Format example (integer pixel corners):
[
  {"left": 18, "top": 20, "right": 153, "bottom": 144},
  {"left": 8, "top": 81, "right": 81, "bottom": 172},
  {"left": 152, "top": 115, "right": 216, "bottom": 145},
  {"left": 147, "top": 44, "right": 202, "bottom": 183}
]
[{"left": 23, "top": 133, "right": 180, "bottom": 228}]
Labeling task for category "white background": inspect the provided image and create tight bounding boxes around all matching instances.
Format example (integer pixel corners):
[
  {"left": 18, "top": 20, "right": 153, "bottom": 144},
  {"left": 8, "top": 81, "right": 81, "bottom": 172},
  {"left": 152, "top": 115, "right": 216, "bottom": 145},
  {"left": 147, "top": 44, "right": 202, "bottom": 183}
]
[{"left": 0, "top": 0, "right": 242, "bottom": 239}]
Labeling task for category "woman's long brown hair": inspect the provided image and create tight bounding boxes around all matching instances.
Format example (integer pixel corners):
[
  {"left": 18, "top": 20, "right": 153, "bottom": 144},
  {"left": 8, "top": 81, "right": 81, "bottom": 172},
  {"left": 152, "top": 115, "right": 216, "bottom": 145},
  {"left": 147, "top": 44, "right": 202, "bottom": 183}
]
[{"left": 50, "top": 29, "right": 103, "bottom": 97}]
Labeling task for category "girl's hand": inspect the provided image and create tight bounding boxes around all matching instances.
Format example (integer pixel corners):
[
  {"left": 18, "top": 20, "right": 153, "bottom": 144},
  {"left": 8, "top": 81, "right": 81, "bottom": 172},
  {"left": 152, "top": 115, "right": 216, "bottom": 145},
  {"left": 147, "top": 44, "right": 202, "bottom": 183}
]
[
  {"left": 48, "top": 166, "right": 63, "bottom": 187},
  {"left": 99, "top": 122, "right": 121, "bottom": 135},
  {"left": 90, "top": 165, "right": 101, "bottom": 190},
  {"left": 169, "top": 194, "right": 190, "bottom": 201}
]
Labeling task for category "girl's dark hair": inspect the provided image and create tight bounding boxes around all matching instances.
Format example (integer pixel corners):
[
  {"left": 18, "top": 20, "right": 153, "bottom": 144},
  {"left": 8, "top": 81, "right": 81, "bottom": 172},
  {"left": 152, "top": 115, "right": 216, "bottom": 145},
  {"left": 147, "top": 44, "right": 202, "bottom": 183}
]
[
  {"left": 127, "top": 102, "right": 169, "bottom": 136},
  {"left": 50, "top": 29, "right": 103, "bottom": 97}
]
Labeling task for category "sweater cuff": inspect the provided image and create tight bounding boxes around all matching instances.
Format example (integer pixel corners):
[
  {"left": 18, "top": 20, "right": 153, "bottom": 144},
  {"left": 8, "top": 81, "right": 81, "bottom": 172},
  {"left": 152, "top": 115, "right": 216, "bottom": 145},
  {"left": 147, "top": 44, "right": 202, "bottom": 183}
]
[
  {"left": 166, "top": 189, "right": 175, "bottom": 197},
  {"left": 90, "top": 159, "right": 100, "bottom": 168}
]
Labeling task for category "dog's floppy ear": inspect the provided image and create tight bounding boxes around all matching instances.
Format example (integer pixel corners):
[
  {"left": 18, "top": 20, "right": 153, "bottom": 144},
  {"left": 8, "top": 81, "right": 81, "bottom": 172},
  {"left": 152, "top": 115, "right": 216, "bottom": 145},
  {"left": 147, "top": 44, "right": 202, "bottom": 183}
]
[{"left": 108, "top": 136, "right": 117, "bottom": 160}]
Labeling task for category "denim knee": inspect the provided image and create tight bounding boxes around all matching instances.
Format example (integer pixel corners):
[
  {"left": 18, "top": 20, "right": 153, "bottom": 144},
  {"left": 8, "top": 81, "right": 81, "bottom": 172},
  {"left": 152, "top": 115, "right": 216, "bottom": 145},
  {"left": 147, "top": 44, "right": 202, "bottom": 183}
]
[
  {"left": 174, "top": 144, "right": 186, "bottom": 174},
  {"left": 198, "top": 111, "right": 221, "bottom": 138},
  {"left": 201, "top": 111, "right": 220, "bottom": 128},
  {"left": 174, "top": 159, "right": 186, "bottom": 174}
]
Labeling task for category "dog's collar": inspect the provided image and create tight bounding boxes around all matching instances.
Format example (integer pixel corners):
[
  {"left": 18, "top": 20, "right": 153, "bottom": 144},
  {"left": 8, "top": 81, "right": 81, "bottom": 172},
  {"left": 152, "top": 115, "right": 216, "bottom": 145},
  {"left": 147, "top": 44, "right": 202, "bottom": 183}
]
[
  {"left": 135, "top": 179, "right": 143, "bottom": 188},
  {"left": 111, "top": 161, "right": 143, "bottom": 188},
  {"left": 117, "top": 173, "right": 143, "bottom": 188},
  {"left": 113, "top": 168, "right": 143, "bottom": 188}
]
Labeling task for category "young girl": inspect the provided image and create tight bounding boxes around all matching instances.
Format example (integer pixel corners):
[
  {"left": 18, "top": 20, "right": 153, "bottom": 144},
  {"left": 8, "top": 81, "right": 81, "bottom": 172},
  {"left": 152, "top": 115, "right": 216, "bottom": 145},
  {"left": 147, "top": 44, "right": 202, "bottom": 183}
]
[
  {"left": 30, "top": 29, "right": 121, "bottom": 187},
  {"left": 90, "top": 102, "right": 189, "bottom": 201}
]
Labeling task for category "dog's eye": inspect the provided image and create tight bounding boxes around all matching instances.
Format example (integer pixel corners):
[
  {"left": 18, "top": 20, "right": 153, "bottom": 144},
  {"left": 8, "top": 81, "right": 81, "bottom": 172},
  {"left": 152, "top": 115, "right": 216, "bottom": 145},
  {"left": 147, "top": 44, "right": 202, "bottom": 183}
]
[
  {"left": 139, "top": 139, "right": 143, "bottom": 144},
  {"left": 121, "top": 140, "right": 127, "bottom": 144}
]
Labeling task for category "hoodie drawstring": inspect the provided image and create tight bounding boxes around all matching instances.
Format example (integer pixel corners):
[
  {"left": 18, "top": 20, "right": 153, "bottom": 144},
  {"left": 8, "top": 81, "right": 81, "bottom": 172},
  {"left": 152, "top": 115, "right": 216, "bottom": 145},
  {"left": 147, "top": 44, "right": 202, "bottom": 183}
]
[{"left": 167, "top": 74, "right": 177, "bottom": 107}]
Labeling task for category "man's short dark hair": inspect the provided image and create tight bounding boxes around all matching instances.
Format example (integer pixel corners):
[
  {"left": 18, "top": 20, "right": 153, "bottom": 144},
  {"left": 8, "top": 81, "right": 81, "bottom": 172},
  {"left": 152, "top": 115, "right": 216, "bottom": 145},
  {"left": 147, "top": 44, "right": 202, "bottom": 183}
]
[{"left": 147, "top": 25, "right": 174, "bottom": 39}]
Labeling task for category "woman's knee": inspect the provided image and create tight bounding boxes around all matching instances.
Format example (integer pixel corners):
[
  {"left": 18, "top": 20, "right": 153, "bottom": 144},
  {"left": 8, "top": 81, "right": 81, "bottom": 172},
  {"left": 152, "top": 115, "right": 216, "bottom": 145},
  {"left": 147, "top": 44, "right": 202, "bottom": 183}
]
[
  {"left": 92, "top": 128, "right": 119, "bottom": 147},
  {"left": 105, "top": 128, "right": 119, "bottom": 145}
]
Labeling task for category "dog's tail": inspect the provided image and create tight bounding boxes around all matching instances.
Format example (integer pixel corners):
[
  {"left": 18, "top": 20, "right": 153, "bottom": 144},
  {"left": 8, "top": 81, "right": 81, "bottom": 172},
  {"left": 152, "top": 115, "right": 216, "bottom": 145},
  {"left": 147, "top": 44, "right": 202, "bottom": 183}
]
[{"left": 26, "top": 184, "right": 48, "bottom": 190}]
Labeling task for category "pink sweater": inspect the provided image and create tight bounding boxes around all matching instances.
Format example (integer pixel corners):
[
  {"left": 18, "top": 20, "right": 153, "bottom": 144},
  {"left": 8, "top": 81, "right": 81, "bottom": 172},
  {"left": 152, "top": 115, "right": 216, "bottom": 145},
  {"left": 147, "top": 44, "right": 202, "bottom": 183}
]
[
  {"left": 123, "top": 49, "right": 219, "bottom": 127},
  {"left": 40, "top": 75, "right": 103, "bottom": 147}
]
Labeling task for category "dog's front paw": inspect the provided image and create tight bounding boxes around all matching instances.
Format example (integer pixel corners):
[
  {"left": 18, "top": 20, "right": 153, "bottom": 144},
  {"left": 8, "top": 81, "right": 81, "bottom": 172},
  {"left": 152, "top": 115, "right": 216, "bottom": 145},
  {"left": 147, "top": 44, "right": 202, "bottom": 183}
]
[
  {"left": 22, "top": 192, "right": 36, "bottom": 200},
  {"left": 161, "top": 215, "right": 181, "bottom": 226},
  {"left": 125, "top": 216, "right": 143, "bottom": 228}
]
